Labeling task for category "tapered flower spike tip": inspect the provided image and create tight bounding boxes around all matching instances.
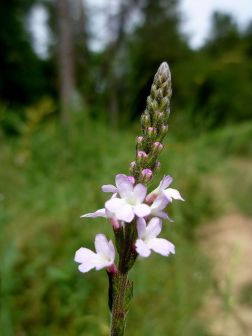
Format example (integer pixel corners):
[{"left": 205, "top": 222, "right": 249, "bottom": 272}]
[
  {"left": 157, "top": 62, "right": 171, "bottom": 82},
  {"left": 151, "top": 61, "right": 172, "bottom": 117}
]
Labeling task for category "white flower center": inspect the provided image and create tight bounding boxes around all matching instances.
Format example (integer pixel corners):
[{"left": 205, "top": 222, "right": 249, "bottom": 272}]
[{"left": 126, "top": 192, "right": 138, "bottom": 206}]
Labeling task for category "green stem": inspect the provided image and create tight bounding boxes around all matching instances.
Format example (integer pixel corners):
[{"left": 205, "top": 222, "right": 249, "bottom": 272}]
[{"left": 110, "top": 272, "right": 133, "bottom": 336}]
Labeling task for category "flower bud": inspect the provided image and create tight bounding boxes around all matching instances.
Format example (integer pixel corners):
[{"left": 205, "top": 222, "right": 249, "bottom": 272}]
[
  {"left": 160, "top": 96, "right": 169, "bottom": 113},
  {"left": 153, "top": 111, "right": 164, "bottom": 127},
  {"left": 141, "top": 113, "right": 151, "bottom": 129},
  {"left": 146, "top": 96, "right": 152, "bottom": 109},
  {"left": 152, "top": 100, "right": 158, "bottom": 112},
  {"left": 157, "top": 111, "right": 164, "bottom": 120},
  {"left": 147, "top": 127, "right": 157, "bottom": 137},
  {"left": 152, "top": 142, "right": 164, "bottom": 154},
  {"left": 150, "top": 84, "right": 158, "bottom": 99},
  {"left": 127, "top": 176, "right": 135, "bottom": 185},
  {"left": 137, "top": 151, "right": 148, "bottom": 159},
  {"left": 136, "top": 151, "right": 148, "bottom": 165},
  {"left": 136, "top": 136, "right": 144, "bottom": 150},
  {"left": 160, "top": 125, "right": 168, "bottom": 139},
  {"left": 136, "top": 136, "right": 144, "bottom": 144},
  {"left": 155, "top": 161, "right": 161, "bottom": 170},
  {"left": 129, "top": 161, "right": 136, "bottom": 174},
  {"left": 141, "top": 168, "right": 153, "bottom": 182}
]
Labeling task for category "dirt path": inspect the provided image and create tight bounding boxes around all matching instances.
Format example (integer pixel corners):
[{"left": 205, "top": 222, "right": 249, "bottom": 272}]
[{"left": 198, "top": 213, "right": 252, "bottom": 336}]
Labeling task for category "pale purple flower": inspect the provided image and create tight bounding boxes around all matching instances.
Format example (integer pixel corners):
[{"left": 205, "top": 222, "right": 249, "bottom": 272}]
[
  {"left": 74, "top": 234, "right": 115, "bottom": 273},
  {"left": 135, "top": 217, "right": 175, "bottom": 257},
  {"left": 146, "top": 175, "right": 184, "bottom": 203},
  {"left": 105, "top": 178, "right": 151, "bottom": 222}
]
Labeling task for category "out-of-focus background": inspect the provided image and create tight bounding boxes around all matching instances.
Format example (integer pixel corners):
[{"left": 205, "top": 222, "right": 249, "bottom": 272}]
[{"left": 1, "top": 0, "right": 252, "bottom": 335}]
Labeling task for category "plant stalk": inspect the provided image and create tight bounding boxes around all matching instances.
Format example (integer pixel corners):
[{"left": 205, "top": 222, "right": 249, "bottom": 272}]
[{"left": 110, "top": 272, "right": 132, "bottom": 336}]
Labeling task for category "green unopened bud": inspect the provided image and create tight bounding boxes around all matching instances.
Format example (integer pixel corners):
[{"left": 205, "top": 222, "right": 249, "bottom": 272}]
[
  {"left": 150, "top": 85, "right": 158, "bottom": 100},
  {"left": 141, "top": 113, "right": 151, "bottom": 130},
  {"left": 160, "top": 125, "right": 168, "bottom": 139},
  {"left": 153, "top": 111, "right": 164, "bottom": 127},
  {"left": 160, "top": 97, "right": 169, "bottom": 113}
]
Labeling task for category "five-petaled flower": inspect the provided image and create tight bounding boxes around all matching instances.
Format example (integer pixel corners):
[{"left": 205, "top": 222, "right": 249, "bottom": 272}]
[
  {"left": 75, "top": 234, "right": 115, "bottom": 273},
  {"left": 135, "top": 217, "right": 175, "bottom": 257},
  {"left": 146, "top": 175, "right": 184, "bottom": 203},
  {"left": 104, "top": 174, "right": 151, "bottom": 222}
]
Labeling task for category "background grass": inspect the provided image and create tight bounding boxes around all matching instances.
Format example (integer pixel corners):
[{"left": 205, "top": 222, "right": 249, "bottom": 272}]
[{"left": 1, "top": 115, "right": 251, "bottom": 335}]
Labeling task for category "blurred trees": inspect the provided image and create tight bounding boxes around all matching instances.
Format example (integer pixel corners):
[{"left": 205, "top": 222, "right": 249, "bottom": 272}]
[
  {"left": 0, "top": 0, "right": 51, "bottom": 106},
  {"left": 193, "top": 12, "right": 252, "bottom": 128},
  {"left": 0, "top": 0, "right": 252, "bottom": 132},
  {"left": 56, "top": 0, "right": 76, "bottom": 123},
  {"left": 125, "top": 0, "right": 190, "bottom": 118}
]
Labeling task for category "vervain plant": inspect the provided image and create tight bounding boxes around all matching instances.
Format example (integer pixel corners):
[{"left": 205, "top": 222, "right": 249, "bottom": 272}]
[{"left": 74, "top": 62, "right": 184, "bottom": 335}]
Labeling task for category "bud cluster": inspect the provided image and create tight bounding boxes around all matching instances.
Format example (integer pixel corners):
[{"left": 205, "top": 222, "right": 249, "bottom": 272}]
[{"left": 130, "top": 62, "right": 172, "bottom": 184}]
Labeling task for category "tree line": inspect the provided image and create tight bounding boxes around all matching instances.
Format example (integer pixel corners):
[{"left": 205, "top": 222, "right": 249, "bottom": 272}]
[{"left": 1, "top": 0, "right": 252, "bottom": 132}]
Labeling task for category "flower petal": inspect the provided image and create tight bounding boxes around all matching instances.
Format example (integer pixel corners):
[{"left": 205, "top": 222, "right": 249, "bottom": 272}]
[
  {"left": 115, "top": 174, "right": 129, "bottom": 188},
  {"left": 95, "top": 234, "right": 111, "bottom": 257},
  {"left": 164, "top": 188, "right": 184, "bottom": 201},
  {"left": 108, "top": 240, "right": 116, "bottom": 261},
  {"left": 94, "top": 236, "right": 115, "bottom": 270},
  {"left": 102, "top": 184, "right": 117, "bottom": 193},
  {"left": 105, "top": 198, "right": 134, "bottom": 222},
  {"left": 137, "top": 217, "right": 147, "bottom": 239},
  {"left": 135, "top": 239, "right": 151, "bottom": 257},
  {"left": 105, "top": 198, "right": 125, "bottom": 213},
  {"left": 160, "top": 175, "right": 173, "bottom": 190},
  {"left": 78, "top": 262, "right": 95, "bottom": 273},
  {"left": 133, "top": 184, "right": 147, "bottom": 203},
  {"left": 81, "top": 208, "right": 107, "bottom": 218},
  {"left": 74, "top": 247, "right": 98, "bottom": 273},
  {"left": 151, "top": 195, "right": 169, "bottom": 212},
  {"left": 116, "top": 203, "right": 135, "bottom": 222},
  {"left": 117, "top": 181, "right": 133, "bottom": 199},
  {"left": 134, "top": 203, "right": 151, "bottom": 217},
  {"left": 146, "top": 217, "right": 162, "bottom": 239},
  {"left": 95, "top": 255, "right": 113, "bottom": 270},
  {"left": 148, "top": 238, "right": 175, "bottom": 256},
  {"left": 154, "top": 211, "right": 174, "bottom": 221}
]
